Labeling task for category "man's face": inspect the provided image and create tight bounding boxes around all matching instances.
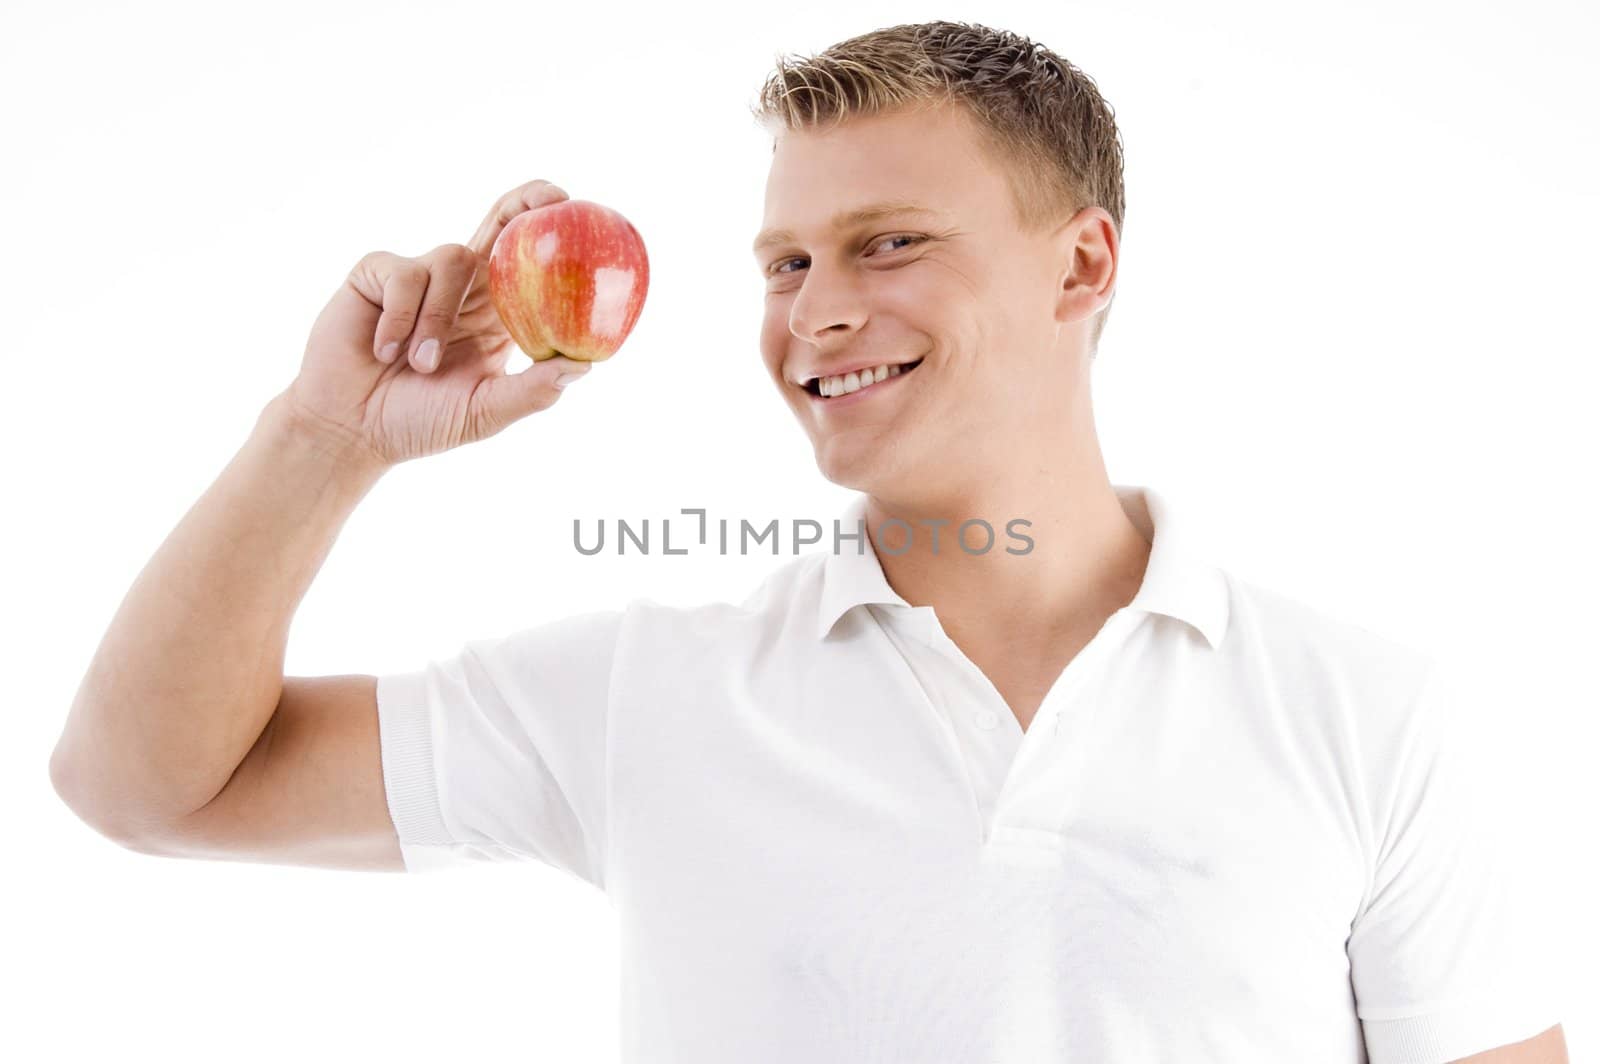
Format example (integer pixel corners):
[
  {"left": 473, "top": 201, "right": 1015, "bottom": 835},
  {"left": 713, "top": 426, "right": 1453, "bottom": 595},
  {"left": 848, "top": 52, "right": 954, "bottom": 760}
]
[{"left": 754, "top": 101, "right": 1105, "bottom": 500}]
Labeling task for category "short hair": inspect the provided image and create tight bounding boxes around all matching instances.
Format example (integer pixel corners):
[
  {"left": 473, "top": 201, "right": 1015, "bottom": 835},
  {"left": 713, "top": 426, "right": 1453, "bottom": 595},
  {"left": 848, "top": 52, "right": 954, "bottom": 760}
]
[{"left": 750, "top": 20, "right": 1126, "bottom": 357}]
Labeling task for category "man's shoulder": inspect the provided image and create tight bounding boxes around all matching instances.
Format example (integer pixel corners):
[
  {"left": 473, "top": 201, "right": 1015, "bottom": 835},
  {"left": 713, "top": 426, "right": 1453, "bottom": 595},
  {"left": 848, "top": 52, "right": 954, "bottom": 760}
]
[
  {"left": 616, "top": 552, "right": 825, "bottom": 645},
  {"left": 1217, "top": 567, "right": 1436, "bottom": 693},
  {"left": 1210, "top": 569, "right": 1462, "bottom": 774}
]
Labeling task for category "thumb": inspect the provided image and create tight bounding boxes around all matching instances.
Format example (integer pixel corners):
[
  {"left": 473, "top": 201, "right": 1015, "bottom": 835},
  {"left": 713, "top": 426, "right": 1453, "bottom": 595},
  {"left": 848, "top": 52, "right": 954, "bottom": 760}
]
[{"left": 471, "top": 355, "right": 593, "bottom": 436}]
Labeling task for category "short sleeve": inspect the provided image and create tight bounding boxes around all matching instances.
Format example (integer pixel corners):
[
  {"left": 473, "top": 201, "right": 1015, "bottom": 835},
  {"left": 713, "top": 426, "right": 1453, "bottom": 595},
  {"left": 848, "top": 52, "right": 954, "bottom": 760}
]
[
  {"left": 1348, "top": 658, "right": 1565, "bottom": 1062},
  {"left": 373, "top": 607, "right": 626, "bottom": 889}
]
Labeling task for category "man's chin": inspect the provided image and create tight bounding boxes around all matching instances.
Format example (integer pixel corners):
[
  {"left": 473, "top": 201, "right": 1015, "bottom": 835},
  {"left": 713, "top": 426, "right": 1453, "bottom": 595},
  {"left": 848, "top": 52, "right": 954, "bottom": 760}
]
[
  {"left": 813, "top": 442, "right": 869, "bottom": 491},
  {"left": 813, "top": 436, "right": 908, "bottom": 495}
]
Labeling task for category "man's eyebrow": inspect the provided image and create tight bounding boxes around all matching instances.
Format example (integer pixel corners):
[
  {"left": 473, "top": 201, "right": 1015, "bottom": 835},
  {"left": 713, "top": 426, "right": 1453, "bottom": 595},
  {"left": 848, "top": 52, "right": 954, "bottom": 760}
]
[{"left": 751, "top": 202, "right": 949, "bottom": 255}]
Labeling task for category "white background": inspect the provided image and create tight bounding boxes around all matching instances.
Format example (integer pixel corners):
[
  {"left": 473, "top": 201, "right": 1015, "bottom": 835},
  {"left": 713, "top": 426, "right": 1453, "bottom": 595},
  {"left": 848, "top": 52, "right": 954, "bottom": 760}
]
[{"left": 4, "top": 0, "right": 1594, "bottom": 1059}]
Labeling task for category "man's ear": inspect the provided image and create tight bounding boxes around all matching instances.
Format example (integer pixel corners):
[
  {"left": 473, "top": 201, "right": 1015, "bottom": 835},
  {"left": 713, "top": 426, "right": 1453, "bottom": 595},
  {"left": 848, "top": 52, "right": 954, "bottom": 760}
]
[{"left": 1052, "top": 206, "right": 1118, "bottom": 328}]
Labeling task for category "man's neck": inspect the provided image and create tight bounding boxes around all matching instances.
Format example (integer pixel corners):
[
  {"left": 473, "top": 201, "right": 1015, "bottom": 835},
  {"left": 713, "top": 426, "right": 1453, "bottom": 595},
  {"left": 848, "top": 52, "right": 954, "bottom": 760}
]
[{"left": 862, "top": 469, "right": 1152, "bottom": 655}]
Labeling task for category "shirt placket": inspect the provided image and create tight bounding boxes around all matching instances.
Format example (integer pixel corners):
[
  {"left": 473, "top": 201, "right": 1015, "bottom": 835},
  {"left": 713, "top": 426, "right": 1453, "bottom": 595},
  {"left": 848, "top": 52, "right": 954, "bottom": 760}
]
[
  {"left": 916, "top": 631, "right": 1025, "bottom": 838},
  {"left": 917, "top": 607, "right": 1149, "bottom": 853}
]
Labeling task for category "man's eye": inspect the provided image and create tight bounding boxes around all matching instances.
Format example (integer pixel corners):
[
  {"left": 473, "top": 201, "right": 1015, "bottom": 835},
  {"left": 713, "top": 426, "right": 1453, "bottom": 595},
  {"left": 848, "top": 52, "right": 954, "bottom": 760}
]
[
  {"left": 871, "top": 233, "right": 925, "bottom": 255},
  {"left": 768, "top": 234, "right": 927, "bottom": 277}
]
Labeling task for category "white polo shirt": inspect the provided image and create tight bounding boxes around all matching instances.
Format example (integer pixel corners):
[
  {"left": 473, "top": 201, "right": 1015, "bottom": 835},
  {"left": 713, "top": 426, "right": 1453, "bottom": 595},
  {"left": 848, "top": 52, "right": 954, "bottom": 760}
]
[{"left": 375, "top": 484, "right": 1561, "bottom": 1063}]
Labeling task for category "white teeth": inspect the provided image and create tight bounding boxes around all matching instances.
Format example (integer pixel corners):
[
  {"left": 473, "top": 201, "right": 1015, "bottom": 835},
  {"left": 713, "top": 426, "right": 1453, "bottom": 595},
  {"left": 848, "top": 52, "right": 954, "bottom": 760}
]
[{"left": 816, "top": 362, "right": 909, "bottom": 397}]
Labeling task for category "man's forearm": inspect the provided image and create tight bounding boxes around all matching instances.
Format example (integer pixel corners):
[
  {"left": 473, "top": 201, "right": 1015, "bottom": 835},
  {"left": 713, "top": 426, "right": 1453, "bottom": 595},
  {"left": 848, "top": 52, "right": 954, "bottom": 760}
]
[{"left": 50, "top": 392, "right": 389, "bottom": 839}]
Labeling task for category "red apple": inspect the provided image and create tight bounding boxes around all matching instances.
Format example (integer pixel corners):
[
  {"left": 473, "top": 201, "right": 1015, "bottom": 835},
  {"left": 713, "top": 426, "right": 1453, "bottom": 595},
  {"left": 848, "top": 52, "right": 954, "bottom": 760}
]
[{"left": 488, "top": 198, "right": 650, "bottom": 363}]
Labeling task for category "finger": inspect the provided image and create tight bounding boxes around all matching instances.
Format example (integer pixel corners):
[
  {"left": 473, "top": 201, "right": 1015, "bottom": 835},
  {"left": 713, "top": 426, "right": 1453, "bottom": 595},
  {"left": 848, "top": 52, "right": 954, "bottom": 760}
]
[
  {"left": 403, "top": 243, "right": 478, "bottom": 373},
  {"left": 467, "top": 179, "right": 571, "bottom": 259},
  {"left": 364, "top": 252, "right": 430, "bottom": 365},
  {"left": 470, "top": 355, "right": 593, "bottom": 437}
]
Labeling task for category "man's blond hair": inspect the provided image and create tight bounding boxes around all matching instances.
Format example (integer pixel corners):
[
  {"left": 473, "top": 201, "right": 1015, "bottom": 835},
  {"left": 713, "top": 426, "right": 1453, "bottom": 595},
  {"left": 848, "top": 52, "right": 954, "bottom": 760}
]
[{"left": 750, "top": 20, "right": 1127, "bottom": 356}]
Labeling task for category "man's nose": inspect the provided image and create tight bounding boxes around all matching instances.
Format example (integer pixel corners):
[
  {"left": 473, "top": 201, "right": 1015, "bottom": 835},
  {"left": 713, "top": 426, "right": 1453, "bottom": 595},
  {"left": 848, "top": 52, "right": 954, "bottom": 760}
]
[{"left": 788, "top": 264, "right": 868, "bottom": 343}]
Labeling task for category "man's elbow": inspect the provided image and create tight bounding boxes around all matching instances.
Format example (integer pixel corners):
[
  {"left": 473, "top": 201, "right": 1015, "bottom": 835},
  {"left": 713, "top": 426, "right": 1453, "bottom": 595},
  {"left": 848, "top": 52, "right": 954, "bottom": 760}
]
[{"left": 50, "top": 744, "right": 175, "bottom": 856}]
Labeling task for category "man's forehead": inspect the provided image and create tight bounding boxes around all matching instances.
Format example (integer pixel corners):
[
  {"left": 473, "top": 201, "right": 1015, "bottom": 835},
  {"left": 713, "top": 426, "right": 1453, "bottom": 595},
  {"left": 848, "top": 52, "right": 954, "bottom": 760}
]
[{"left": 753, "top": 109, "right": 1002, "bottom": 255}]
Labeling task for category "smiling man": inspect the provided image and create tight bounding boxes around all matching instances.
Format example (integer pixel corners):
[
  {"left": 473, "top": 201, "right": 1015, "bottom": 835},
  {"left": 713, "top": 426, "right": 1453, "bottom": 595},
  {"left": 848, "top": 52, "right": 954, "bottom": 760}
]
[
  {"left": 51, "top": 18, "right": 1566, "bottom": 1064},
  {"left": 754, "top": 92, "right": 1151, "bottom": 736}
]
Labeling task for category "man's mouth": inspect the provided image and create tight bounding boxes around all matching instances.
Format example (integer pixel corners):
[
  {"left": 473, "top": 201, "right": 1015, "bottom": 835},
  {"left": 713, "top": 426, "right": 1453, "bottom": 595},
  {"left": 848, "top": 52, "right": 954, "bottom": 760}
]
[{"left": 804, "top": 357, "right": 925, "bottom": 399}]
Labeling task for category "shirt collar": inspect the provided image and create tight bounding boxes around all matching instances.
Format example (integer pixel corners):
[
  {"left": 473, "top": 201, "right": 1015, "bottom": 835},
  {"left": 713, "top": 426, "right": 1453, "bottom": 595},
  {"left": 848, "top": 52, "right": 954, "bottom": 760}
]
[{"left": 814, "top": 484, "right": 1230, "bottom": 649}]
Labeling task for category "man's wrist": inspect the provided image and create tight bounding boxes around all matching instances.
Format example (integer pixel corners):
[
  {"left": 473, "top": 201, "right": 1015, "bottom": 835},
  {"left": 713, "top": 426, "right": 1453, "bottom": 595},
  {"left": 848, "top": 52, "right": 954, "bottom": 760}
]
[{"left": 257, "top": 389, "right": 392, "bottom": 490}]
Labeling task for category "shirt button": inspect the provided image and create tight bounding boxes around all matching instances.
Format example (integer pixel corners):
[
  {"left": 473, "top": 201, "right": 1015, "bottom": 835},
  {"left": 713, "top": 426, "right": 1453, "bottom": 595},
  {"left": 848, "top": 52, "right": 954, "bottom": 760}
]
[{"left": 974, "top": 709, "right": 1000, "bottom": 731}]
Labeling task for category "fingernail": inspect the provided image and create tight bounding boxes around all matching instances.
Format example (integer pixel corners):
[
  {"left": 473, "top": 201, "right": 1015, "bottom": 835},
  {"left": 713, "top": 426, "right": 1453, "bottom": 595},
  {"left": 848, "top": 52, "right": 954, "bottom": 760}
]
[
  {"left": 379, "top": 341, "right": 399, "bottom": 363},
  {"left": 553, "top": 360, "right": 591, "bottom": 388},
  {"left": 416, "top": 338, "right": 439, "bottom": 371}
]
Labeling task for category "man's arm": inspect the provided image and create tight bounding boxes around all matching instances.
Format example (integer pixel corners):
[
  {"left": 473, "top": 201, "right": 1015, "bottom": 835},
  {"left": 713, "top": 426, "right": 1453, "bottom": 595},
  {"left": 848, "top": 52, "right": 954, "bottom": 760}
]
[
  {"left": 49, "top": 392, "right": 395, "bottom": 858},
  {"left": 49, "top": 179, "right": 590, "bottom": 869},
  {"left": 129, "top": 674, "right": 404, "bottom": 871},
  {"left": 1449, "top": 1023, "right": 1567, "bottom": 1063}
]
